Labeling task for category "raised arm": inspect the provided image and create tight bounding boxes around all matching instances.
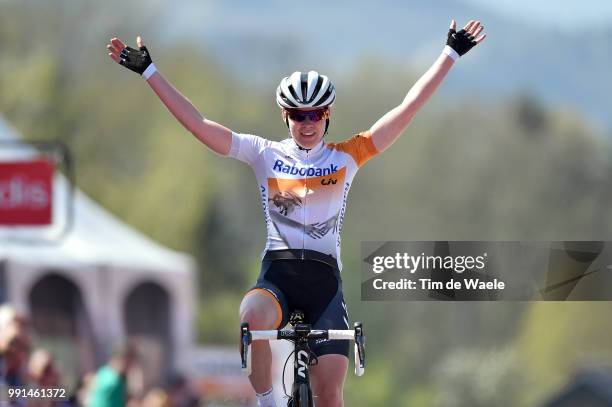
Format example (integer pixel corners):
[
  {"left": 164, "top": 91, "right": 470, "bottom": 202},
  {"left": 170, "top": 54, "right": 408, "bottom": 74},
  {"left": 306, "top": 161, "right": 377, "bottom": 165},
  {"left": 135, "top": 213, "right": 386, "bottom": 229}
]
[
  {"left": 370, "top": 20, "right": 486, "bottom": 152},
  {"left": 106, "top": 36, "right": 232, "bottom": 155}
]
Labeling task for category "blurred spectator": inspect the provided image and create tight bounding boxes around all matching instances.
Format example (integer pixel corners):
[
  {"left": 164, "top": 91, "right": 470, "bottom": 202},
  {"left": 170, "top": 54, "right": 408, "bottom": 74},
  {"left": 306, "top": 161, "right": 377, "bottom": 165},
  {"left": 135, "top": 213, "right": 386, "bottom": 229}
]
[
  {"left": 1, "top": 321, "right": 31, "bottom": 387},
  {"left": 140, "top": 388, "right": 170, "bottom": 407},
  {"left": 69, "top": 372, "right": 94, "bottom": 407},
  {"left": 1, "top": 320, "right": 31, "bottom": 407},
  {"left": 125, "top": 396, "right": 141, "bottom": 407},
  {"left": 167, "top": 374, "right": 200, "bottom": 407},
  {"left": 26, "top": 349, "right": 72, "bottom": 407},
  {"left": 28, "top": 349, "right": 60, "bottom": 388},
  {"left": 0, "top": 304, "right": 27, "bottom": 330},
  {"left": 87, "top": 344, "right": 138, "bottom": 407}
]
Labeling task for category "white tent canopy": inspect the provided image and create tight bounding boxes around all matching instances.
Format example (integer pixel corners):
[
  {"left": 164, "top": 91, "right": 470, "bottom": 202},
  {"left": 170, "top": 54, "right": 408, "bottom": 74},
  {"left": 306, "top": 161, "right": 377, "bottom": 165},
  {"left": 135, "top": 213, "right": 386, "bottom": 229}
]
[
  {"left": 0, "top": 115, "right": 195, "bottom": 273},
  {"left": 0, "top": 115, "right": 197, "bottom": 378}
]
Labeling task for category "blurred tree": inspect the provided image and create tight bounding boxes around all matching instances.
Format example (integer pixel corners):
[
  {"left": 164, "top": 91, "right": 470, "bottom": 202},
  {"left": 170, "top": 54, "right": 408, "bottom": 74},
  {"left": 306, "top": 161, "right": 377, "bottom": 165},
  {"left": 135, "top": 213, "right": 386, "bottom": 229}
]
[
  {"left": 512, "top": 92, "right": 549, "bottom": 135},
  {"left": 431, "top": 346, "right": 525, "bottom": 407},
  {"left": 515, "top": 303, "right": 612, "bottom": 407}
]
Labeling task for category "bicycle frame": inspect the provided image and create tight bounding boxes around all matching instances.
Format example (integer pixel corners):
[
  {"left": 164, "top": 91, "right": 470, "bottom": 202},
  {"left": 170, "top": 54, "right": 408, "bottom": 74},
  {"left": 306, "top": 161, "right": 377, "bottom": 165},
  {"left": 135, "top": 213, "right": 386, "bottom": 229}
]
[{"left": 240, "top": 311, "right": 365, "bottom": 406}]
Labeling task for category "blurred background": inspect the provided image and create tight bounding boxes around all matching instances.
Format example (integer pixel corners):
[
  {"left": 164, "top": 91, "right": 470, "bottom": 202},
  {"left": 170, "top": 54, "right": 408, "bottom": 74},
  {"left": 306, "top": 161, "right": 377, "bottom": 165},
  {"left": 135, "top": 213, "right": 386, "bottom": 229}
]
[{"left": 2, "top": 0, "right": 612, "bottom": 406}]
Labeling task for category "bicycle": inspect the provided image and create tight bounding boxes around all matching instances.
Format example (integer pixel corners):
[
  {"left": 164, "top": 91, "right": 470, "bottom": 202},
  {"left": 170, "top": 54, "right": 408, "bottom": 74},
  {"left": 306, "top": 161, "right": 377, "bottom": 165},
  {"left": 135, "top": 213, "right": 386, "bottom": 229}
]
[{"left": 240, "top": 310, "right": 366, "bottom": 407}]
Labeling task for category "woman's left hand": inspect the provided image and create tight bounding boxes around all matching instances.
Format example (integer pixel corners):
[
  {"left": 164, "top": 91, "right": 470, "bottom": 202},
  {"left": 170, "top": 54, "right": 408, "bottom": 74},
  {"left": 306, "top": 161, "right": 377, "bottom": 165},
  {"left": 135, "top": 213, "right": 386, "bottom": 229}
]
[{"left": 446, "top": 19, "right": 487, "bottom": 57}]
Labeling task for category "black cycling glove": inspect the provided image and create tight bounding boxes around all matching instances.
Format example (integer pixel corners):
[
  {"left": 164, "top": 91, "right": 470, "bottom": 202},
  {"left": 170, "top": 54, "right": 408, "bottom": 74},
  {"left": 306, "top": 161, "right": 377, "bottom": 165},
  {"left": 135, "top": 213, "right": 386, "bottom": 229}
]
[
  {"left": 446, "top": 28, "right": 477, "bottom": 57},
  {"left": 119, "top": 45, "right": 153, "bottom": 75}
]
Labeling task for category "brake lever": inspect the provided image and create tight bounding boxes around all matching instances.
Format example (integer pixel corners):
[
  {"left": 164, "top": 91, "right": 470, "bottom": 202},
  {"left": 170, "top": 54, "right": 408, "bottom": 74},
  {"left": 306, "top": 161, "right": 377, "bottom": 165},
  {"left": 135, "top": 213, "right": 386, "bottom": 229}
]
[
  {"left": 354, "top": 322, "right": 365, "bottom": 369},
  {"left": 240, "top": 322, "right": 252, "bottom": 369}
]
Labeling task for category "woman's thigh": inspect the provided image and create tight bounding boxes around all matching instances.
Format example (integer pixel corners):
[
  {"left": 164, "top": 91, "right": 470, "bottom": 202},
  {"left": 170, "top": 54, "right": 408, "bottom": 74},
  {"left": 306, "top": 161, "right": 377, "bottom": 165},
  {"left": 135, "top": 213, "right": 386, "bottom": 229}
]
[{"left": 310, "top": 354, "right": 349, "bottom": 401}]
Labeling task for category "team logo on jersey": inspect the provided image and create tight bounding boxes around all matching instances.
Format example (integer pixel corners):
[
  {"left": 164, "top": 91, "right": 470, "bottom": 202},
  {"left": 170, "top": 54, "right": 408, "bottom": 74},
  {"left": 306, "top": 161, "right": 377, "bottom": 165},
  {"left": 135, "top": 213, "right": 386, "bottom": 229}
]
[
  {"left": 272, "top": 159, "right": 338, "bottom": 177},
  {"left": 269, "top": 190, "right": 302, "bottom": 216},
  {"left": 321, "top": 178, "right": 337, "bottom": 185}
]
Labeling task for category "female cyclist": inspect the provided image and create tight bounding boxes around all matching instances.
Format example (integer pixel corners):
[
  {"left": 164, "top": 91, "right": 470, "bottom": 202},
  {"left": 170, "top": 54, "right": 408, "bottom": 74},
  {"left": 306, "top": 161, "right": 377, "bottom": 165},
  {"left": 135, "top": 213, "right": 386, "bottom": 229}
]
[{"left": 107, "top": 19, "right": 486, "bottom": 407}]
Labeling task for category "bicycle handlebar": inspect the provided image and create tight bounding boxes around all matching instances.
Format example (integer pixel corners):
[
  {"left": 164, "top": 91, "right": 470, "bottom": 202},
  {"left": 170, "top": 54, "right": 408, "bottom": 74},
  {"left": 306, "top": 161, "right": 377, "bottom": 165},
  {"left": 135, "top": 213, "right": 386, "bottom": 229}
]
[
  {"left": 249, "top": 329, "right": 356, "bottom": 340},
  {"left": 240, "top": 322, "right": 366, "bottom": 377}
]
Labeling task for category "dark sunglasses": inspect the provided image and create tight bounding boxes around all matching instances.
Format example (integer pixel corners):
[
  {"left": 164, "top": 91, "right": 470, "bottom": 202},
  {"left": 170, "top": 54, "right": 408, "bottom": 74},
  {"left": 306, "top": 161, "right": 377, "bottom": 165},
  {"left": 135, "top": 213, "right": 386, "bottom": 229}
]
[{"left": 286, "top": 109, "right": 329, "bottom": 122}]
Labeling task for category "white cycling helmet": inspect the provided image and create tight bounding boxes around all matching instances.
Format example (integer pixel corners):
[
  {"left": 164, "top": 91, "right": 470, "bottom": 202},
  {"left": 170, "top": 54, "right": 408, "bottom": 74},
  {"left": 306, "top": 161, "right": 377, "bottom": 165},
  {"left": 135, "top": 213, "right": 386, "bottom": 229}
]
[{"left": 276, "top": 71, "right": 336, "bottom": 109}]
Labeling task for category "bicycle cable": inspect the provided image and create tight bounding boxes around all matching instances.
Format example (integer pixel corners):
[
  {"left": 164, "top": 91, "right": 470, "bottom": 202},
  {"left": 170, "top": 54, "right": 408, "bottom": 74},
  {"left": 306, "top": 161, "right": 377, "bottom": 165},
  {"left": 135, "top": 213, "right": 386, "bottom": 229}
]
[
  {"left": 281, "top": 341, "right": 320, "bottom": 398},
  {"left": 282, "top": 348, "right": 296, "bottom": 398}
]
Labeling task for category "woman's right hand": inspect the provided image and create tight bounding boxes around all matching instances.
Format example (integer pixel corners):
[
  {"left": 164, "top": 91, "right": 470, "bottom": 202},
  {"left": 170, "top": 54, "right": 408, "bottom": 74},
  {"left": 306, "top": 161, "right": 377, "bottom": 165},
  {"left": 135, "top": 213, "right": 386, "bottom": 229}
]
[
  {"left": 106, "top": 35, "right": 233, "bottom": 155},
  {"left": 107, "top": 36, "right": 154, "bottom": 76}
]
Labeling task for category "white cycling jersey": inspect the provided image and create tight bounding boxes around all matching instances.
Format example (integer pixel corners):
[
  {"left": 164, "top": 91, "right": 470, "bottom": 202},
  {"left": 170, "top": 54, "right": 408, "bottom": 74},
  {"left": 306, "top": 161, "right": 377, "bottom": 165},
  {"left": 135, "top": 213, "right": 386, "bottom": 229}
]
[{"left": 228, "top": 130, "right": 379, "bottom": 270}]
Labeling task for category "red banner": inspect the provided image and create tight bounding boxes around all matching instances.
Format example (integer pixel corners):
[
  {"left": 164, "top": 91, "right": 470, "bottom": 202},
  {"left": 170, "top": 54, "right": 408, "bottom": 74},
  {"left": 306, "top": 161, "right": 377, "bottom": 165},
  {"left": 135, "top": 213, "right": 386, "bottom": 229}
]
[{"left": 0, "top": 159, "right": 54, "bottom": 225}]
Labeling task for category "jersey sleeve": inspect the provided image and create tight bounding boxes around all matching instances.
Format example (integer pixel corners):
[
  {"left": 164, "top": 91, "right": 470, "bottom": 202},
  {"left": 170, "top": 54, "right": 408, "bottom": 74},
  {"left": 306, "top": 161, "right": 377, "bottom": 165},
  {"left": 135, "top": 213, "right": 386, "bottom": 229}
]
[
  {"left": 227, "top": 132, "right": 270, "bottom": 166},
  {"left": 332, "top": 130, "right": 379, "bottom": 168}
]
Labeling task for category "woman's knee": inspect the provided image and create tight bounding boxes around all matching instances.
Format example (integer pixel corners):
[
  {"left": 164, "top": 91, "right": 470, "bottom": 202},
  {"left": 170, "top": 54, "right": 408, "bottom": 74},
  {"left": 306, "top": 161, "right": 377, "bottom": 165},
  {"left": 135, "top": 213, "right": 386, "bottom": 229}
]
[
  {"left": 314, "top": 384, "right": 343, "bottom": 406},
  {"left": 239, "top": 291, "right": 281, "bottom": 329}
]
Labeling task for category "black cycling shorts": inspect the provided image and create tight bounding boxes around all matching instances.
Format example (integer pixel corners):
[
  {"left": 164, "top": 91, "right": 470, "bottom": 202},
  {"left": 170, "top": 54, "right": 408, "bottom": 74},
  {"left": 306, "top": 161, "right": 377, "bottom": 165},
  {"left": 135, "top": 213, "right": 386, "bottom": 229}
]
[{"left": 246, "top": 249, "right": 350, "bottom": 358}]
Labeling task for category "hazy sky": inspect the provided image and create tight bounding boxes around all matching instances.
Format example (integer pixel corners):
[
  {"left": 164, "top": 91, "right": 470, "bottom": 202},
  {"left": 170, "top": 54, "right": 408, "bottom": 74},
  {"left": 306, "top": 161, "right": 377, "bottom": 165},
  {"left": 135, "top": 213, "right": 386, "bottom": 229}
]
[{"left": 464, "top": 0, "right": 612, "bottom": 28}]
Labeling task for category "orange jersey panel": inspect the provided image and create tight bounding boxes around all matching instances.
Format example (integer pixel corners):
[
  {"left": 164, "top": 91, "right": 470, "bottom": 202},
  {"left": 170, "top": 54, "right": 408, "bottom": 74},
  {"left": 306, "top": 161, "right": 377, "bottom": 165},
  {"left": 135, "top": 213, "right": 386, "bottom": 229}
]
[{"left": 328, "top": 131, "right": 378, "bottom": 168}]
